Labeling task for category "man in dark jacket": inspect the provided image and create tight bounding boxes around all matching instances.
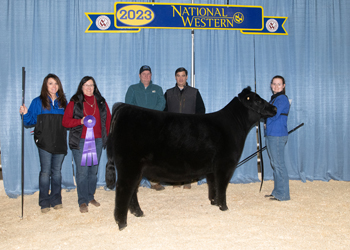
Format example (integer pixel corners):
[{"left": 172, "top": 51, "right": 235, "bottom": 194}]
[
  {"left": 164, "top": 67, "right": 206, "bottom": 189},
  {"left": 164, "top": 67, "right": 205, "bottom": 114}
]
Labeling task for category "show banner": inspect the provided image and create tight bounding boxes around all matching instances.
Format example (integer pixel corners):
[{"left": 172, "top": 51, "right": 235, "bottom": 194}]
[
  {"left": 115, "top": 3, "right": 263, "bottom": 30},
  {"left": 85, "top": 2, "right": 287, "bottom": 35}
]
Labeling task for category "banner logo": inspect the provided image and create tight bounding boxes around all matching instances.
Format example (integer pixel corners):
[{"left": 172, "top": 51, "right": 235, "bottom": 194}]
[
  {"left": 266, "top": 18, "right": 278, "bottom": 32},
  {"left": 233, "top": 12, "right": 244, "bottom": 24},
  {"left": 96, "top": 15, "right": 111, "bottom": 30}
]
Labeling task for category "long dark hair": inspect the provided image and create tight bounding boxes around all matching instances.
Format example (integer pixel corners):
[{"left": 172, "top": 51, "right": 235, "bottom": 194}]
[
  {"left": 270, "top": 75, "right": 286, "bottom": 95},
  {"left": 40, "top": 73, "right": 67, "bottom": 110},
  {"left": 70, "top": 76, "right": 102, "bottom": 103}
]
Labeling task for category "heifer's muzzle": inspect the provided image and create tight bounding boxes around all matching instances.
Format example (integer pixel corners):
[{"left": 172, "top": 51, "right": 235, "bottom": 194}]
[{"left": 238, "top": 94, "right": 275, "bottom": 116}]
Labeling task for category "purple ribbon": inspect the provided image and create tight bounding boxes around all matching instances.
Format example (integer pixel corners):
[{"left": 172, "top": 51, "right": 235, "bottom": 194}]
[{"left": 81, "top": 115, "right": 98, "bottom": 166}]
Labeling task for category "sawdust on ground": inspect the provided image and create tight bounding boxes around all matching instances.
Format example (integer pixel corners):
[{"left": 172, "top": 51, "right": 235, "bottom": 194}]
[{"left": 0, "top": 180, "right": 349, "bottom": 249}]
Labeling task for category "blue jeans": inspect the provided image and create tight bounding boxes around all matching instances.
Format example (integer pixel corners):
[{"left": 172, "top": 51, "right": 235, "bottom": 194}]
[
  {"left": 140, "top": 177, "right": 151, "bottom": 188},
  {"left": 72, "top": 138, "right": 103, "bottom": 206},
  {"left": 38, "top": 148, "right": 65, "bottom": 209},
  {"left": 266, "top": 136, "right": 290, "bottom": 201}
]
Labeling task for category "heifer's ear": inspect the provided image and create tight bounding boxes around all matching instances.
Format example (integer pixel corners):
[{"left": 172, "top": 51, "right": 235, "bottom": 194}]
[{"left": 238, "top": 86, "right": 252, "bottom": 99}]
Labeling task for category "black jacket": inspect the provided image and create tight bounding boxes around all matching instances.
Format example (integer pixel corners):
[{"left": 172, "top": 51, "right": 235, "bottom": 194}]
[
  {"left": 68, "top": 93, "right": 108, "bottom": 150},
  {"left": 34, "top": 114, "right": 67, "bottom": 154},
  {"left": 164, "top": 84, "right": 205, "bottom": 114}
]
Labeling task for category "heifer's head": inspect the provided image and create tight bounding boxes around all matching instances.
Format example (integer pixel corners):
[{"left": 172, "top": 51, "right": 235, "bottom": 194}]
[{"left": 238, "top": 87, "right": 277, "bottom": 119}]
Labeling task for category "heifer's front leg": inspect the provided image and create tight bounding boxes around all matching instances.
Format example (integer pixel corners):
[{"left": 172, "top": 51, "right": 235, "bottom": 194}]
[
  {"left": 217, "top": 184, "right": 229, "bottom": 211},
  {"left": 206, "top": 173, "right": 217, "bottom": 206},
  {"left": 215, "top": 169, "right": 234, "bottom": 211}
]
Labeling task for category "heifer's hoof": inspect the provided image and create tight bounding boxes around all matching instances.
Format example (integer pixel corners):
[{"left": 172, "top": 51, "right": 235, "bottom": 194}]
[
  {"left": 118, "top": 223, "right": 127, "bottom": 231},
  {"left": 106, "top": 182, "right": 116, "bottom": 190},
  {"left": 210, "top": 199, "right": 218, "bottom": 206},
  {"left": 131, "top": 209, "right": 144, "bottom": 217},
  {"left": 150, "top": 183, "right": 165, "bottom": 191},
  {"left": 219, "top": 205, "right": 228, "bottom": 211}
]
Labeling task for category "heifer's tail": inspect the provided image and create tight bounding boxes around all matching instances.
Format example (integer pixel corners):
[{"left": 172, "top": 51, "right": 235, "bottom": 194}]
[
  {"left": 109, "top": 102, "right": 124, "bottom": 135},
  {"left": 105, "top": 159, "right": 117, "bottom": 189},
  {"left": 106, "top": 136, "right": 117, "bottom": 189},
  {"left": 105, "top": 102, "right": 124, "bottom": 189}
]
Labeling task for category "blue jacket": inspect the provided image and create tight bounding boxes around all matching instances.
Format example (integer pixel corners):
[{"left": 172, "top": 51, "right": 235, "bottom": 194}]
[
  {"left": 23, "top": 95, "right": 65, "bottom": 127},
  {"left": 125, "top": 81, "right": 165, "bottom": 111},
  {"left": 265, "top": 94, "right": 290, "bottom": 137}
]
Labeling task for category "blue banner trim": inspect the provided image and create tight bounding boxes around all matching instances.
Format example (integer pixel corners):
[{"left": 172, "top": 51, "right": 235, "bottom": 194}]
[
  {"left": 241, "top": 17, "right": 288, "bottom": 35},
  {"left": 85, "top": 13, "right": 140, "bottom": 33}
]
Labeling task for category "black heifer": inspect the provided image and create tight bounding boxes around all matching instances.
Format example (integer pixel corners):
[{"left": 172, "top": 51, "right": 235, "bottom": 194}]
[{"left": 105, "top": 87, "right": 276, "bottom": 230}]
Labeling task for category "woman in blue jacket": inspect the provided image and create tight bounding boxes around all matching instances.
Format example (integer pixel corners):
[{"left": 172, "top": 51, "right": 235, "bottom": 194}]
[
  {"left": 19, "top": 74, "right": 67, "bottom": 213},
  {"left": 265, "top": 75, "right": 290, "bottom": 201}
]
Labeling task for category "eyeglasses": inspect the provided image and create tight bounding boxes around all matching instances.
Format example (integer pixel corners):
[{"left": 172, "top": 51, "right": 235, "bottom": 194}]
[{"left": 83, "top": 84, "right": 94, "bottom": 88}]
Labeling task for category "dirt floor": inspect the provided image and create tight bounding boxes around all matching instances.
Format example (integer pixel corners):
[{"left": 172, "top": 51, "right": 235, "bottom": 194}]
[{"left": 0, "top": 179, "right": 349, "bottom": 249}]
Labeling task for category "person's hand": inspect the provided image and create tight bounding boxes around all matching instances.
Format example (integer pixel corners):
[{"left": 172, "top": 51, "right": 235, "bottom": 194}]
[
  {"left": 81, "top": 117, "right": 85, "bottom": 124},
  {"left": 19, "top": 104, "right": 28, "bottom": 115}
]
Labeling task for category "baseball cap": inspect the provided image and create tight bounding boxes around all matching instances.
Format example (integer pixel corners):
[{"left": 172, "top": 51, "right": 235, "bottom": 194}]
[{"left": 139, "top": 65, "right": 152, "bottom": 74}]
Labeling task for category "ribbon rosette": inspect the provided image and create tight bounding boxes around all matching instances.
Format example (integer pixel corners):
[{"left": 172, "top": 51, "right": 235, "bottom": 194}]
[{"left": 81, "top": 115, "right": 98, "bottom": 166}]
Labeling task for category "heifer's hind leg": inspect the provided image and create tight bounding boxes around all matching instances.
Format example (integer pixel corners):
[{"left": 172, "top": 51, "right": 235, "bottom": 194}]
[
  {"left": 129, "top": 187, "right": 144, "bottom": 217},
  {"left": 114, "top": 168, "right": 143, "bottom": 230},
  {"left": 115, "top": 182, "right": 142, "bottom": 230},
  {"left": 114, "top": 181, "right": 130, "bottom": 230}
]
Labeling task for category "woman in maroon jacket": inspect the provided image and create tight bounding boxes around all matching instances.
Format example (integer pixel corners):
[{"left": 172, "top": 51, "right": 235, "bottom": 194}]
[{"left": 63, "top": 76, "right": 111, "bottom": 213}]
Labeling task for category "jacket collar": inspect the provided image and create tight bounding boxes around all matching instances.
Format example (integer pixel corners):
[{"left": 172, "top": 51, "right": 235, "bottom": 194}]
[
  {"left": 176, "top": 82, "right": 189, "bottom": 91},
  {"left": 139, "top": 80, "right": 153, "bottom": 89}
]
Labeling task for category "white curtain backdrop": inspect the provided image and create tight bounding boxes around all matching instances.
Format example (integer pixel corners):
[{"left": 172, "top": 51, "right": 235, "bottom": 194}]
[{"left": 1, "top": 0, "right": 349, "bottom": 197}]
